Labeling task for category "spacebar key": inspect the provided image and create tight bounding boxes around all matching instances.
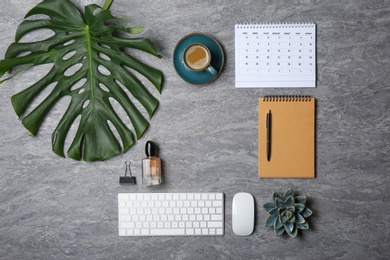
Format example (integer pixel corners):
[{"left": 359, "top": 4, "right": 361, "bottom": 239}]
[{"left": 150, "top": 229, "right": 186, "bottom": 236}]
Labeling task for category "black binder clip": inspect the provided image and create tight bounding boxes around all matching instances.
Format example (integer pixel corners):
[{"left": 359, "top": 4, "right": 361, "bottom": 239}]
[{"left": 119, "top": 161, "right": 136, "bottom": 184}]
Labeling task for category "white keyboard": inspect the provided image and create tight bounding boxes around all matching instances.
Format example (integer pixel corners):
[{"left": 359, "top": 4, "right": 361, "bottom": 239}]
[{"left": 118, "top": 193, "right": 224, "bottom": 236}]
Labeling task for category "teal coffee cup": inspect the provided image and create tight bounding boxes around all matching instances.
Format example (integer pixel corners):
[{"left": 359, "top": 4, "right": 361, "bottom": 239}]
[{"left": 183, "top": 43, "right": 217, "bottom": 76}]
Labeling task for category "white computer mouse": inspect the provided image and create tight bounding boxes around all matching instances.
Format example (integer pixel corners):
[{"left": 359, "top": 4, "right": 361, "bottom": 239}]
[{"left": 232, "top": 192, "right": 255, "bottom": 236}]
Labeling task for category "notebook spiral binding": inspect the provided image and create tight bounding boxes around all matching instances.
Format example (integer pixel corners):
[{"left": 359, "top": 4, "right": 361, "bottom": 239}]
[
  {"left": 236, "top": 22, "right": 315, "bottom": 29},
  {"left": 263, "top": 95, "right": 312, "bottom": 102}
]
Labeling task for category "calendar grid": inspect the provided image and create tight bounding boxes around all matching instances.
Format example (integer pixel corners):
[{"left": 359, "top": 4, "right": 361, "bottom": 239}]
[{"left": 235, "top": 23, "right": 316, "bottom": 88}]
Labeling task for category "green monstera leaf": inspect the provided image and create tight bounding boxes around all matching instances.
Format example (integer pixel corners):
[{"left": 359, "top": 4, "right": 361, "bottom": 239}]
[{"left": 0, "top": 0, "right": 163, "bottom": 161}]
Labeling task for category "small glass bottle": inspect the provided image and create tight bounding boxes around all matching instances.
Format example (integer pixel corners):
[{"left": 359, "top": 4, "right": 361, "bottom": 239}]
[{"left": 142, "top": 141, "right": 162, "bottom": 186}]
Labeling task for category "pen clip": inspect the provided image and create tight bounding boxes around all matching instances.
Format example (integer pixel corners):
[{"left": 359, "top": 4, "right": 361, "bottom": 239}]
[
  {"left": 266, "top": 110, "right": 271, "bottom": 128},
  {"left": 266, "top": 113, "right": 269, "bottom": 128}
]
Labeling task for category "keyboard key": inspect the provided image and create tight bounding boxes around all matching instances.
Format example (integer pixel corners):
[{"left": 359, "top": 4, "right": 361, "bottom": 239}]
[
  {"left": 150, "top": 229, "right": 185, "bottom": 236},
  {"left": 213, "top": 201, "right": 223, "bottom": 207},
  {"left": 121, "top": 222, "right": 135, "bottom": 228},
  {"left": 119, "top": 208, "right": 129, "bottom": 215},
  {"left": 208, "top": 222, "right": 223, "bottom": 228},
  {"left": 119, "top": 229, "right": 126, "bottom": 236},
  {"left": 211, "top": 215, "right": 223, "bottom": 221}
]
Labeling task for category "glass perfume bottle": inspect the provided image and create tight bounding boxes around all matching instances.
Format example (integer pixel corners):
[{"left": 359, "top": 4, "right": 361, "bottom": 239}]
[{"left": 142, "top": 141, "right": 162, "bottom": 186}]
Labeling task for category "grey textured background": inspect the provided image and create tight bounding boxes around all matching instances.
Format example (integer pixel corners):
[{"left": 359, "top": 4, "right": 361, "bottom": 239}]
[{"left": 1, "top": 0, "right": 389, "bottom": 259}]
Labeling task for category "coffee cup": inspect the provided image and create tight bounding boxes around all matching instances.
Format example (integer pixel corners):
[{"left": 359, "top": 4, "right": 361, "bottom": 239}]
[{"left": 183, "top": 43, "right": 217, "bottom": 76}]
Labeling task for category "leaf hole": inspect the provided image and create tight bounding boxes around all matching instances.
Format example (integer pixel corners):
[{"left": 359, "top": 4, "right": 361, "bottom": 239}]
[
  {"left": 82, "top": 100, "right": 90, "bottom": 109},
  {"left": 98, "top": 43, "right": 111, "bottom": 50},
  {"left": 12, "top": 64, "right": 53, "bottom": 93},
  {"left": 25, "top": 14, "right": 51, "bottom": 21},
  {"left": 18, "top": 28, "right": 55, "bottom": 43},
  {"left": 64, "top": 63, "right": 82, "bottom": 77},
  {"left": 93, "top": 8, "right": 102, "bottom": 16},
  {"left": 98, "top": 52, "right": 111, "bottom": 61},
  {"left": 114, "top": 79, "right": 150, "bottom": 120},
  {"left": 16, "top": 51, "right": 32, "bottom": 58},
  {"left": 108, "top": 97, "right": 135, "bottom": 137},
  {"left": 64, "top": 115, "right": 81, "bottom": 156},
  {"left": 99, "top": 83, "right": 110, "bottom": 92},
  {"left": 78, "top": 88, "right": 85, "bottom": 94},
  {"left": 64, "top": 39, "right": 75, "bottom": 46},
  {"left": 70, "top": 78, "right": 87, "bottom": 91},
  {"left": 63, "top": 51, "right": 77, "bottom": 60},
  {"left": 106, "top": 120, "right": 124, "bottom": 151},
  {"left": 98, "top": 65, "right": 111, "bottom": 76},
  {"left": 21, "top": 81, "right": 58, "bottom": 118}
]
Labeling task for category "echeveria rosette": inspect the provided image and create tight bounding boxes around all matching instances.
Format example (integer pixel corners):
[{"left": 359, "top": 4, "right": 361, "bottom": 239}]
[{"left": 263, "top": 188, "right": 313, "bottom": 237}]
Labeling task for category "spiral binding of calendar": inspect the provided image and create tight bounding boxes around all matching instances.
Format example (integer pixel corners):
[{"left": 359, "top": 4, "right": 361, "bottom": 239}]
[
  {"left": 236, "top": 22, "right": 315, "bottom": 29},
  {"left": 263, "top": 95, "right": 312, "bottom": 102}
]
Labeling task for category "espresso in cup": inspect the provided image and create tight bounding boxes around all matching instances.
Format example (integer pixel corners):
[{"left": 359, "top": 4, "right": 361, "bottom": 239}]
[
  {"left": 183, "top": 44, "right": 217, "bottom": 76},
  {"left": 184, "top": 44, "right": 214, "bottom": 72}
]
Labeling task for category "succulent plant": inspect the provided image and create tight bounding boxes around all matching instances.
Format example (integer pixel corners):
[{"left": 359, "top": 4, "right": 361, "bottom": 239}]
[{"left": 263, "top": 188, "right": 313, "bottom": 237}]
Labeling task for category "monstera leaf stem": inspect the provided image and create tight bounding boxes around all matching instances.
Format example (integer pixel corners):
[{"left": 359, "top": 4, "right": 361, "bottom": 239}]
[
  {"left": 102, "top": 0, "right": 113, "bottom": 11},
  {"left": 0, "top": 0, "right": 163, "bottom": 161}
]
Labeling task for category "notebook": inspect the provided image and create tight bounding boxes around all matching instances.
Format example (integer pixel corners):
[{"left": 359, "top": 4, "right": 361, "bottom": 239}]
[
  {"left": 258, "top": 96, "right": 315, "bottom": 178},
  {"left": 235, "top": 22, "right": 316, "bottom": 88}
]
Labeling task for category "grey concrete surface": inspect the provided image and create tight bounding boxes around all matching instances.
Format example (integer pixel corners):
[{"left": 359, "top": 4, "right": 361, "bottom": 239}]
[{"left": 0, "top": 0, "right": 389, "bottom": 259}]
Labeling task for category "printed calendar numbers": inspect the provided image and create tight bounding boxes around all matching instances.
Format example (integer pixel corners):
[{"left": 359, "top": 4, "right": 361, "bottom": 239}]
[{"left": 235, "top": 23, "right": 316, "bottom": 88}]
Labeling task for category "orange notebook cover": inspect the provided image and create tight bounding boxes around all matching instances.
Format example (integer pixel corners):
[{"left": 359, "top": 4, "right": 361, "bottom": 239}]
[{"left": 258, "top": 96, "right": 315, "bottom": 178}]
